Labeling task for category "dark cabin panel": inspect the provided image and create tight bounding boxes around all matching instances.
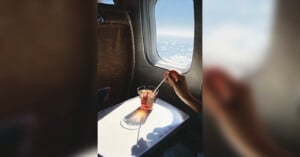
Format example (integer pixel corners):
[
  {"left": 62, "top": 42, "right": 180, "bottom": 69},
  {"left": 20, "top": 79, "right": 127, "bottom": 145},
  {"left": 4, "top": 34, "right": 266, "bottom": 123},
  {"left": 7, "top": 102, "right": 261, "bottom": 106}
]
[{"left": 0, "top": 0, "right": 97, "bottom": 156}]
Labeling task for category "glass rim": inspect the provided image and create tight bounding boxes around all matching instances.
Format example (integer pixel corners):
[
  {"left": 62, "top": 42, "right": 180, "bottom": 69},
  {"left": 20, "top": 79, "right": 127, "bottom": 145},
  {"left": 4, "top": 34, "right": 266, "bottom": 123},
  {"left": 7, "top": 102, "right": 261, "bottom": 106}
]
[{"left": 137, "top": 85, "right": 159, "bottom": 92}]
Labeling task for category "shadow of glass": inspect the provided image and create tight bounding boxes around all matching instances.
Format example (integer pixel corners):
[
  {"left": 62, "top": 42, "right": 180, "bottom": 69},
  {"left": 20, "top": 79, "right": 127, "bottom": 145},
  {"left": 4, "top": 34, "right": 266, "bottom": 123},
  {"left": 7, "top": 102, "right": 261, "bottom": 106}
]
[{"left": 120, "top": 107, "right": 152, "bottom": 130}]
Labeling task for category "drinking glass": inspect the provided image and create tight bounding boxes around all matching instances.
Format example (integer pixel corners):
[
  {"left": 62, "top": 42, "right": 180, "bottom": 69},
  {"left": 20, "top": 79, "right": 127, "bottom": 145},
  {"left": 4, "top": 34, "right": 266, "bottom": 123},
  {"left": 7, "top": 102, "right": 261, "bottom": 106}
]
[
  {"left": 137, "top": 86, "right": 158, "bottom": 110},
  {"left": 120, "top": 86, "right": 158, "bottom": 130}
]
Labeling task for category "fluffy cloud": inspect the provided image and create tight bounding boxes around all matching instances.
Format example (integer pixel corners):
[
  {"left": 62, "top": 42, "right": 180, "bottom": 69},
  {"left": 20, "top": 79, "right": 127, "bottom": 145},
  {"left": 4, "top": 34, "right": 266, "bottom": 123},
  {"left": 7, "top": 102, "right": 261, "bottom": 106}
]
[{"left": 203, "top": 23, "right": 271, "bottom": 79}]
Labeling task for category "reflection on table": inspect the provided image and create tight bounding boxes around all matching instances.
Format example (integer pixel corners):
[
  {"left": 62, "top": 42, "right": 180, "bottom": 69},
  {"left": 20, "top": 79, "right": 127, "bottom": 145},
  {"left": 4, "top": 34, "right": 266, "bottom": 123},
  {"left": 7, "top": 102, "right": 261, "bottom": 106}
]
[{"left": 98, "top": 96, "right": 189, "bottom": 157}]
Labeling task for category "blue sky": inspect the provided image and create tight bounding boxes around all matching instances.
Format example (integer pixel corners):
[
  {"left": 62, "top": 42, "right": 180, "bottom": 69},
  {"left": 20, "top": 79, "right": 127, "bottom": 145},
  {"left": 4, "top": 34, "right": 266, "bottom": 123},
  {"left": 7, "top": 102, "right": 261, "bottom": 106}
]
[
  {"left": 155, "top": 0, "right": 194, "bottom": 37},
  {"left": 99, "top": 0, "right": 114, "bottom": 4}
]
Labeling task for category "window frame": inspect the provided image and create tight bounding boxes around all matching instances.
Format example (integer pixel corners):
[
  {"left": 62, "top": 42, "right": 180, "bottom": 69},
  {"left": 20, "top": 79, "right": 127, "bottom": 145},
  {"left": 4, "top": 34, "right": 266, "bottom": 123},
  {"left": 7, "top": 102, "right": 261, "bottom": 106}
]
[
  {"left": 141, "top": 0, "right": 194, "bottom": 73},
  {"left": 98, "top": 0, "right": 115, "bottom": 5}
]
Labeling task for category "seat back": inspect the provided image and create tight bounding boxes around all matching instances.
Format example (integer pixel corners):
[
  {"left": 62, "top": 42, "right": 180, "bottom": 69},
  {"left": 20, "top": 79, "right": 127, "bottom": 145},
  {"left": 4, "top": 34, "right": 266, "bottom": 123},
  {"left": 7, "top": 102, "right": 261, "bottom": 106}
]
[{"left": 97, "top": 4, "right": 135, "bottom": 106}]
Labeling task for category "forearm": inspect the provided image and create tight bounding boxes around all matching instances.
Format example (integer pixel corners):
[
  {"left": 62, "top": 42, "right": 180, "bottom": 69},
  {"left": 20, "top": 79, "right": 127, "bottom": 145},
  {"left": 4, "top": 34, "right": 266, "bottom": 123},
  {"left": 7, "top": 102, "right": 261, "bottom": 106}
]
[{"left": 181, "top": 94, "right": 201, "bottom": 113}]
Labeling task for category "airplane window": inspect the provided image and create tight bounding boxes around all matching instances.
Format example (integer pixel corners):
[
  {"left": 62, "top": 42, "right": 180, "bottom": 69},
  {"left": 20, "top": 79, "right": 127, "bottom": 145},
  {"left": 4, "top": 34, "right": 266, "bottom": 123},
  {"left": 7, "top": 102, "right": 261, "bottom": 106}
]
[
  {"left": 98, "top": 0, "right": 114, "bottom": 5},
  {"left": 203, "top": 0, "right": 275, "bottom": 79},
  {"left": 154, "top": 0, "right": 194, "bottom": 71}
]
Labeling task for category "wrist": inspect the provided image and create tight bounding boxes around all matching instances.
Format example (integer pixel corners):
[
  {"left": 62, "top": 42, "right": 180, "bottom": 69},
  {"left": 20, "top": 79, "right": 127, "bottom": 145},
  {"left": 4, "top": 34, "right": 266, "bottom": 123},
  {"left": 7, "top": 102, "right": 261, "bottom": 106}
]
[
  {"left": 182, "top": 93, "right": 201, "bottom": 112},
  {"left": 180, "top": 92, "right": 193, "bottom": 104}
]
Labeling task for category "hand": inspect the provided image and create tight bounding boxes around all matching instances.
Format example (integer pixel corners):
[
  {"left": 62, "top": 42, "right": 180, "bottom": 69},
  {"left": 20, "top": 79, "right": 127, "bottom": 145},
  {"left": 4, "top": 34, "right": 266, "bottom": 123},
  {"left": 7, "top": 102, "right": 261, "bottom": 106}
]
[
  {"left": 203, "top": 68, "right": 291, "bottom": 157},
  {"left": 164, "top": 70, "right": 192, "bottom": 103},
  {"left": 202, "top": 68, "right": 254, "bottom": 121},
  {"left": 164, "top": 70, "right": 201, "bottom": 112}
]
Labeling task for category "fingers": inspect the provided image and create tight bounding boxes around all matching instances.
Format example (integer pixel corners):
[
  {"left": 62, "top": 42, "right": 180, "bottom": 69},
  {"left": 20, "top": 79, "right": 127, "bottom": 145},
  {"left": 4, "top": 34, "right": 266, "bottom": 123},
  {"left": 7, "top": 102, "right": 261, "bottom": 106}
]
[
  {"left": 203, "top": 68, "right": 237, "bottom": 103},
  {"left": 203, "top": 69, "right": 224, "bottom": 115},
  {"left": 203, "top": 68, "right": 253, "bottom": 116},
  {"left": 164, "top": 71, "right": 169, "bottom": 80},
  {"left": 166, "top": 72, "right": 176, "bottom": 87},
  {"left": 164, "top": 70, "right": 184, "bottom": 87},
  {"left": 169, "top": 70, "right": 185, "bottom": 83},
  {"left": 169, "top": 70, "right": 180, "bottom": 82},
  {"left": 203, "top": 68, "right": 241, "bottom": 116}
]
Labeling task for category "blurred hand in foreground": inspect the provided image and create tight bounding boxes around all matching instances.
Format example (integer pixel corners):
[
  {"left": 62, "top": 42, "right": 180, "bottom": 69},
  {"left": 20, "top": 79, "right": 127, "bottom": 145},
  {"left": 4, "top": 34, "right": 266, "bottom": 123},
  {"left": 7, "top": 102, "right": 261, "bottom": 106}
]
[{"left": 203, "top": 68, "right": 292, "bottom": 157}]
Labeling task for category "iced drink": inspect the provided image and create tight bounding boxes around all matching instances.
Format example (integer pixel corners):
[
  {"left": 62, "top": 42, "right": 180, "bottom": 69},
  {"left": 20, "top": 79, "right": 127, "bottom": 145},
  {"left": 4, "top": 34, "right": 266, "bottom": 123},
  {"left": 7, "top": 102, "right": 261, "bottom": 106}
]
[{"left": 137, "top": 86, "right": 158, "bottom": 110}]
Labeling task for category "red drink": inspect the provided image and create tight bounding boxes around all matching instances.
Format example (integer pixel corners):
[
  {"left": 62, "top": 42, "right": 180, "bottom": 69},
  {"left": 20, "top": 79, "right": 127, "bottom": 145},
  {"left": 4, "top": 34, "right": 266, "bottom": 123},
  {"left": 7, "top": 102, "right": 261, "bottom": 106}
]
[{"left": 137, "top": 86, "right": 158, "bottom": 110}]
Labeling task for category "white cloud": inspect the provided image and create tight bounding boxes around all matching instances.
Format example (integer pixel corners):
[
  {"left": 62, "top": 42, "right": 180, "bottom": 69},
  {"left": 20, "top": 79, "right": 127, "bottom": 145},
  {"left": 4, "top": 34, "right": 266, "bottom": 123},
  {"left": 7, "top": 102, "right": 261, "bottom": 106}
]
[
  {"left": 203, "top": 0, "right": 275, "bottom": 78},
  {"left": 163, "top": 54, "right": 191, "bottom": 66},
  {"left": 203, "top": 23, "right": 271, "bottom": 78},
  {"left": 157, "top": 28, "right": 194, "bottom": 38}
]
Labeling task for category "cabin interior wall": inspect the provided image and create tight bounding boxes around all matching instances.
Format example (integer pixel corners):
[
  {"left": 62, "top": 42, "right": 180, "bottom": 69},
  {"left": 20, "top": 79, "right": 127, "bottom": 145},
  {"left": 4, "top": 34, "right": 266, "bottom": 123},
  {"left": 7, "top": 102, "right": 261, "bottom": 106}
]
[
  {"left": 124, "top": 0, "right": 202, "bottom": 114},
  {"left": 0, "top": 0, "right": 97, "bottom": 156}
]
